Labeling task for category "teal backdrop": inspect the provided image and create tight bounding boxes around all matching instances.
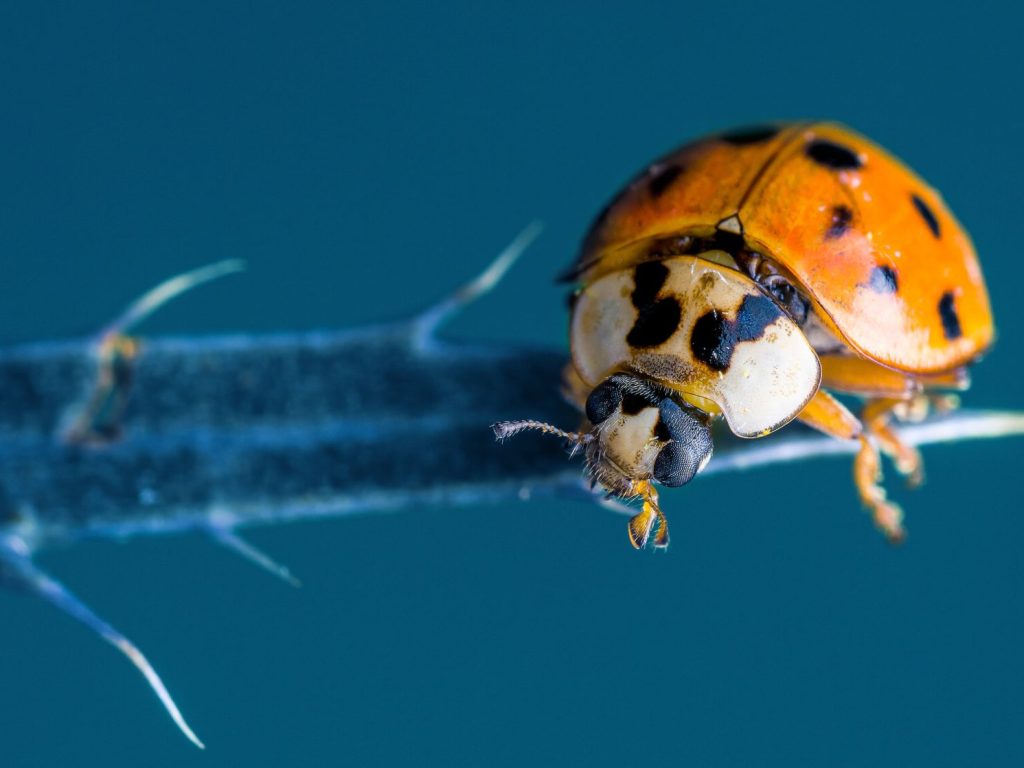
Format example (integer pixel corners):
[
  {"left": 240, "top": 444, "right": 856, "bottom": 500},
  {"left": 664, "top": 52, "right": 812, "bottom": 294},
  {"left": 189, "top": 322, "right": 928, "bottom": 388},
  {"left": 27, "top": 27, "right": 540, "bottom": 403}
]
[{"left": 1, "top": 2, "right": 1022, "bottom": 766}]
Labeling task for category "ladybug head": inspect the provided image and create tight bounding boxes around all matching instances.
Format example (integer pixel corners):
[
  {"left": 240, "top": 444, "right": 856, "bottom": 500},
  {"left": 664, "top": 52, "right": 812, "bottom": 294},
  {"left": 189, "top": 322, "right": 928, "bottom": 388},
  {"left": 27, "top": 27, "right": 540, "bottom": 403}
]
[
  {"left": 492, "top": 373, "right": 713, "bottom": 499},
  {"left": 582, "top": 374, "right": 713, "bottom": 494}
]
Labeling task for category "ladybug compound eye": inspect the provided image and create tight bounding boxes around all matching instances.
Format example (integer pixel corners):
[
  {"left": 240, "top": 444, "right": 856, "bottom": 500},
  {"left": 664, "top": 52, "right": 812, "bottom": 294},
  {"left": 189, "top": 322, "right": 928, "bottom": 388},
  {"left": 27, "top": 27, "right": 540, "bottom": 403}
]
[
  {"left": 651, "top": 398, "right": 713, "bottom": 487},
  {"left": 585, "top": 378, "right": 623, "bottom": 425},
  {"left": 586, "top": 373, "right": 668, "bottom": 427},
  {"left": 581, "top": 375, "right": 714, "bottom": 490}
]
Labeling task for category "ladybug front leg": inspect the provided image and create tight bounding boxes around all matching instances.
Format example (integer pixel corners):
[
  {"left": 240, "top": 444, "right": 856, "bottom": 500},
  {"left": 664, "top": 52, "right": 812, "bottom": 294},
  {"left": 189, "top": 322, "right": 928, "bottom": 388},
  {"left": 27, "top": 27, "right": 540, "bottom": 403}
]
[
  {"left": 627, "top": 480, "right": 670, "bottom": 550},
  {"left": 797, "top": 388, "right": 906, "bottom": 542}
]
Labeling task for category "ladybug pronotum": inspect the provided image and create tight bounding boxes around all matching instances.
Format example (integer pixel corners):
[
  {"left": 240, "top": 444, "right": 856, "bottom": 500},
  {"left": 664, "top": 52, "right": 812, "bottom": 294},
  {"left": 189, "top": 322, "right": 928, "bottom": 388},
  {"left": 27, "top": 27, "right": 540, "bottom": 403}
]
[{"left": 498, "top": 122, "right": 994, "bottom": 549}]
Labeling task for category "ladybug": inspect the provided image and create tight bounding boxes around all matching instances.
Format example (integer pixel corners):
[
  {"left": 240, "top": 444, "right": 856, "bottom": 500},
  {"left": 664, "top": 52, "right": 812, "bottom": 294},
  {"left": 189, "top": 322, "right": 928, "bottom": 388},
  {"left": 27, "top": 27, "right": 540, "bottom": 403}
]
[{"left": 496, "top": 122, "right": 994, "bottom": 549}]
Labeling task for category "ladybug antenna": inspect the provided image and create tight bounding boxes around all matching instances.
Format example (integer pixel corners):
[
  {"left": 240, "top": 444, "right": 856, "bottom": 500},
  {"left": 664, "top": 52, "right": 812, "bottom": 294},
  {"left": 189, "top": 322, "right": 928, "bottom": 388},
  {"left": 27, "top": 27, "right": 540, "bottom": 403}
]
[{"left": 492, "top": 419, "right": 594, "bottom": 450}]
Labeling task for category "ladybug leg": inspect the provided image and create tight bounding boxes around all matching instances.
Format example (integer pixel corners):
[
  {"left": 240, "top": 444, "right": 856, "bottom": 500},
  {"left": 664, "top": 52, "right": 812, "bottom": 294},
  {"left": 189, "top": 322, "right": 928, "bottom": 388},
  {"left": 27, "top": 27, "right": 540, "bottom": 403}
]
[
  {"left": 651, "top": 498, "right": 670, "bottom": 549},
  {"left": 797, "top": 389, "right": 905, "bottom": 542},
  {"left": 862, "top": 398, "right": 926, "bottom": 488},
  {"left": 817, "top": 355, "right": 931, "bottom": 485},
  {"left": 853, "top": 434, "right": 905, "bottom": 543},
  {"left": 797, "top": 388, "right": 862, "bottom": 439},
  {"left": 627, "top": 481, "right": 669, "bottom": 550},
  {"left": 819, "top": 355, "right": 920, "bottom": 398},
  {"left": 859, "top": 389, "right": 963, "bottom": 488}
]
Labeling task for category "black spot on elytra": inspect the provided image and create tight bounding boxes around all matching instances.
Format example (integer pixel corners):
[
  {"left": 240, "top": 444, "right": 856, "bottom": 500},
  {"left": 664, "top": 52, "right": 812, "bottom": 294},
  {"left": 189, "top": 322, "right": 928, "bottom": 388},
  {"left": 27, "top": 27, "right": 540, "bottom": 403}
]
[
  {"left": 938, "top": 291, "right": 962, "bottom": 340},
  {"left": 626, "top": 262, "right": 682, "bottom": 348},
  {"left": 690, "top": 294, "right": 779, "bottom": 372},
  {"left": 648, "top": 164, "right": 684, "bottom": 198},
  {"left": 627, "top": 299, "right": 682, "bottom": 348},
  {"left": 911, "top": 193, "right": 941, "bottom": 238},
  {"left": 806, "top": 139, "right": 863, "bottom": 170},
  {"left": 690, "top": 312, "right": 730, "bottom": 371},
  {"left": 868, "top": 265, "right": 898, "bottom": 294},
  {"left": 826, "top": 205, "right": 852, "bottom": 238},
  {"left": 720, "top": 125, "right": 779, "bottom": 145},
  {"left": 734, "top": 293, "right": 781, "bottom": 342},
  {"left": 631, "top": 261, "right": 670, "bottom": 306}
]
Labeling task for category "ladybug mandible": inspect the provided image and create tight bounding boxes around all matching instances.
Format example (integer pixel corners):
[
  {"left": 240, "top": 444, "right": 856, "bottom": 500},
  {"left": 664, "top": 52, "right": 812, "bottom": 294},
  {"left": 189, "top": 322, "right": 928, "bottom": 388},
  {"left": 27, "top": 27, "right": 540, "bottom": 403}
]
[{"left": 498, "top": 122, "right": 994, "bottom": 549}]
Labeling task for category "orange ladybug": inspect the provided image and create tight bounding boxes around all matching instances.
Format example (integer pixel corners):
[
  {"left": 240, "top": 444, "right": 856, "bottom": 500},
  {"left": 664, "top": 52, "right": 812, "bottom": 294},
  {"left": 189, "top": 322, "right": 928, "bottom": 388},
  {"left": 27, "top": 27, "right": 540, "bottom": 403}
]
[{"left": 497, "top": 122, "right": 994, "bottom": 549}]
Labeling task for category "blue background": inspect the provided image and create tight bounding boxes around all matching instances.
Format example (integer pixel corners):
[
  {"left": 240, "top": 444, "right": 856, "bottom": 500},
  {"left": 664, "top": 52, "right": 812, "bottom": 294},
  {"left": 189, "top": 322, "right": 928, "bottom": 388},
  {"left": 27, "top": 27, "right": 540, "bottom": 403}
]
[{"left": 1, "top": 2, "right": 1022, "bottom": 766}]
